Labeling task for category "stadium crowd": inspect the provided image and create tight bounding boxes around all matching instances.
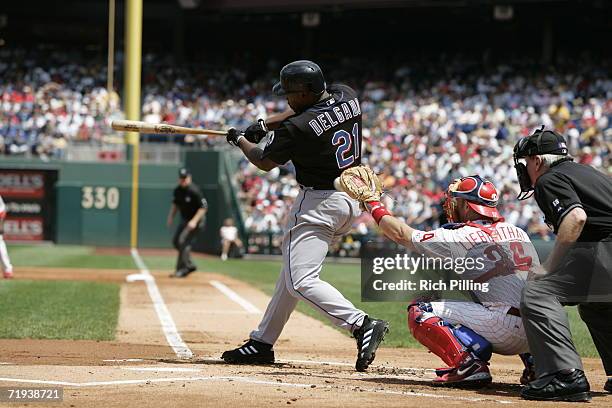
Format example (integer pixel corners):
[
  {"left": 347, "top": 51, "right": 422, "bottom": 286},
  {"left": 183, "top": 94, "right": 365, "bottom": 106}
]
[
  {"left": 1, "top": 48, "right": 610, "bottom": 243},
  {"left": 0, "top": 48, "right": 121, "bottom": 159}
]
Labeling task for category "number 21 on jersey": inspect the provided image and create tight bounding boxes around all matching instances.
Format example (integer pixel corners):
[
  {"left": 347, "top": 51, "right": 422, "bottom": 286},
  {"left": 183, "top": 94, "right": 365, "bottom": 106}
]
[{"left": 332, "top": 123, "right": 360, "bottom": 169}]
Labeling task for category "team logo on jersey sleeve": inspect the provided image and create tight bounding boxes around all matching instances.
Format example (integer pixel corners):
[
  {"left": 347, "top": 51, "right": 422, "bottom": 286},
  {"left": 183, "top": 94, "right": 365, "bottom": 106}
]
[{"left": 551, "top": 198, "right": 564, "bottom": 213}]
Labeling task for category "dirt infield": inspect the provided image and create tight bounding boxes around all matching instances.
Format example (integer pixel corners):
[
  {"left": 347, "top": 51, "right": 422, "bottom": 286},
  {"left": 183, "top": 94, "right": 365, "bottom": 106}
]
[{"left": 0, "top": 266, "right": 609, "bottom": 407}]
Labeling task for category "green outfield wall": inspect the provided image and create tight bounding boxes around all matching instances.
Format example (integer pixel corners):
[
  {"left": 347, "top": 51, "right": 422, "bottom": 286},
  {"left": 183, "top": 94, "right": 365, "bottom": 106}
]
[
  {"left": 55, "top": 161, "right": 181, "bottom": 247},
  {"left": 0, "top": 151, "right": 240, "bottom": 252}
]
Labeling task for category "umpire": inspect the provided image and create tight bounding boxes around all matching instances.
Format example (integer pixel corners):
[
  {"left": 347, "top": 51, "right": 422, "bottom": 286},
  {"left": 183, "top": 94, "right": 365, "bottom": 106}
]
[
  {"left": 513, "top": 127, "right": 612, "bottom": 401},
  {"left": 167, "top": 168, "right": 207, "bottom": 278}
]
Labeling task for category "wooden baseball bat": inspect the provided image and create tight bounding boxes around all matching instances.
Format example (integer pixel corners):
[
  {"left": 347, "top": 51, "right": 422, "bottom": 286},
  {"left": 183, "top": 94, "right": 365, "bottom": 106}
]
[{"left": 110, "top": 119, "right": 228, "bottom": 136}]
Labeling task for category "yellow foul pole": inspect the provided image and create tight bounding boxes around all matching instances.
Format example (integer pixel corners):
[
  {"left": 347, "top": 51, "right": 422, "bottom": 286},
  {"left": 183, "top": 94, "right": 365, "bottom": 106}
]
[
  {"left": 124, "top": 0, "right": 143, "bottom": 249},
  {"left": 106, "top": 0, "right": 115, "bottom": 93}
]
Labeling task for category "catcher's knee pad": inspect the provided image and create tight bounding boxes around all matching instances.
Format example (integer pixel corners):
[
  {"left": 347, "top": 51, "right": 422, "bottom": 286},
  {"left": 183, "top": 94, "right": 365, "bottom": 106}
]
[
  {"left": 451, "top": 323, "right": 492, "bottom": 362},
  {"left": 407, "top": 302, "right": 491, "bottom": 367}
]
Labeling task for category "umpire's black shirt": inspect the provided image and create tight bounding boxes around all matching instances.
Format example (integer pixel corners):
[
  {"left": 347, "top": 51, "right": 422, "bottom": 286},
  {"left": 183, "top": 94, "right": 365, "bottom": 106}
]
[
  {"left": 262, "top": 84, "right": 362, "bottom": 189},
  {"left": 534, "top": 159, "right": 612, "bottom": 241},
  {"left": 173, "top": 183, "right": 208, "bottom": 221}
]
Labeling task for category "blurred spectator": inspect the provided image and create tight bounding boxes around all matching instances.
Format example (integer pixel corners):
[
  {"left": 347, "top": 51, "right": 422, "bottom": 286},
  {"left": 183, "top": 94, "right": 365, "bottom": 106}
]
[{"left": 220, "top": 218, "right": 244, "bottom": 261}]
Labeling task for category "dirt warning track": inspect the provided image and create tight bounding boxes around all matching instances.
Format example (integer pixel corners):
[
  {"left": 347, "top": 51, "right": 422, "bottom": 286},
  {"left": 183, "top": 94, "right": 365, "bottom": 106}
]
[{"left": 0, "top": 266, "right": 609, "bottom": 407}]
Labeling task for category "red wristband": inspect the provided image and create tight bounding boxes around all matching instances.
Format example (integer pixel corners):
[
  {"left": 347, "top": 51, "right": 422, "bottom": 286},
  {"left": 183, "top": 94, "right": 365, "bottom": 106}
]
[{"left": 365, "top": 201, "right": 391, "bottom": 224}]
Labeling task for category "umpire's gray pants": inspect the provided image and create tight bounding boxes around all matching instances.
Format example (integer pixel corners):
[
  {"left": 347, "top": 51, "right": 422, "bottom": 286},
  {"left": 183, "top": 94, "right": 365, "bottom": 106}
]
[
  {"left": 250, "top": 188, "right": 366, "bottom": 345},
  {"left": 172, "top": 220, "right": 202, "bottom": 272},
  {"left": 520, "top": 238, "right": 612, "bottom": 378}
]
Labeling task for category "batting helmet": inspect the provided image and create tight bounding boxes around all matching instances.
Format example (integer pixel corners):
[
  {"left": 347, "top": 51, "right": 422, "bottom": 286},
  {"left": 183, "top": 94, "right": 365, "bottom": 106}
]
[
  {"left": 444, "top": 175, "right": 501, "bottom": 223},
  {"left": 272, "top": 60, "right": 326, "bottom": 96}
]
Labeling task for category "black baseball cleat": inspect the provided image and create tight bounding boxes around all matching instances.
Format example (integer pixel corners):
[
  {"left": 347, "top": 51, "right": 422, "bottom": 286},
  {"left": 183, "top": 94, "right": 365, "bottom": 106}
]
[
  {"left": 605, "top": 378, "right": 612, "bottom": 393},
  {"left": 353, "top": 316, "right": 389, "bottom": 372},
  {"left": 172, "top": 266, "right": 197, "bottom": 278},
  {"left": 520, "top": 369, "right": 591, "bottom": 402},
  {"left": 221, "top": 339, "right": 274, "bottom": 364}
]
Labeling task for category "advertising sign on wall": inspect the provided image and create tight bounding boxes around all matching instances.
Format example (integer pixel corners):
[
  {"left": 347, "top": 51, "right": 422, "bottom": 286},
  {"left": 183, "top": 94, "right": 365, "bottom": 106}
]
[{"left": 0, "top": 170, "right": 57, "bottom": 241}]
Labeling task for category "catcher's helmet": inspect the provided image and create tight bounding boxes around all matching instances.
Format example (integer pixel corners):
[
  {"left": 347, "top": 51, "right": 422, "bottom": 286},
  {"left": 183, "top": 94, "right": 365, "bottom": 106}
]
[
  {"left": 444, "top": 175, "right": 501, "bottom": 223},
  {"left": 272, "top": 60, "right": 326, "bottom": 96}
]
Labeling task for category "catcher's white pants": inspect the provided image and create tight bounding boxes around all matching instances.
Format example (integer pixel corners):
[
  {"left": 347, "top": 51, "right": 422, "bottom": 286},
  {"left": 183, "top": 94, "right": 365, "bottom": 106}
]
[
  {"left": 430, "top": 300, "right": 529, "bottom": 355},
  {"left": 0, "top": 236, "right": 12, "bottom": 273},
  {"left": 250, "top": 188, "right": 366, "bottom": 345}
]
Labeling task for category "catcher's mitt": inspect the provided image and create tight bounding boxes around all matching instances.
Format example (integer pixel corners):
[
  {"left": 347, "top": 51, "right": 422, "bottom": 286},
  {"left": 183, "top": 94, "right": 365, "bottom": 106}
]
[{"left": 338, "top": 165, "right": 382, "bottom": 202}]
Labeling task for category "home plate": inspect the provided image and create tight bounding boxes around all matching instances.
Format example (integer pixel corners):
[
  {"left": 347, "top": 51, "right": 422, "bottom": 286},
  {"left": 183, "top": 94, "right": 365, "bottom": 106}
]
[
  {"left": 121, "top": 367, "right": 201, "bottom": 373},
  {"left": 126, "top": 274, "right": 154, "bottom": 283}
]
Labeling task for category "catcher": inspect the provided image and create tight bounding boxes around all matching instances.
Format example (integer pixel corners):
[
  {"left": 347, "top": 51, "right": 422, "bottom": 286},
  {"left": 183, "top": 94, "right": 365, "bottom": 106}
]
[{"left": 337, "top": 166, "right": 538, "bottom": 387}]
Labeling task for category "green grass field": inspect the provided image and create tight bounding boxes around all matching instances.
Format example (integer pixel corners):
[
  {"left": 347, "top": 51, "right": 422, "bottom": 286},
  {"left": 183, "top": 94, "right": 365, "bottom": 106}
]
[
  {"left": 0, "top": 279, "right": 119, "bottom": 340},
  {"left": 3, "top": 244, "right": 599, "bottom": 357}
]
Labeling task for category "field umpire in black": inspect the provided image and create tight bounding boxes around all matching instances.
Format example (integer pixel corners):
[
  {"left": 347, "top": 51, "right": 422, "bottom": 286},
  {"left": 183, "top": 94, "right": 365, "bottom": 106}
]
[
  {"left": 513, "top": 127, "right": 612, "bottom": 401},
  {"left": 167, "top": 168, "right": 207, "bottom": 278}
]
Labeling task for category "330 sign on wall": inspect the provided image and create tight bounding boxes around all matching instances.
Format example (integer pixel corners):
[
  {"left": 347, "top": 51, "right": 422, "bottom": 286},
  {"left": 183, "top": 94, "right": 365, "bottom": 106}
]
[{"left": 81, "top": 187, "right": 120, "bottom": 210}]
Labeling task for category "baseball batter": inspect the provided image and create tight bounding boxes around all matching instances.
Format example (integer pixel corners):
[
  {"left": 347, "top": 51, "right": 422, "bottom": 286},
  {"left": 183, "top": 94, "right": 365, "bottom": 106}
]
[
  {"left": 0, "top": 194, "right": 13, "bottom": 279},
  {"left": 224, "top": 60, "right": 389, "bottom": 371},
  {"left": 337, "top": 167, "right": 539, "bottom": 386}
]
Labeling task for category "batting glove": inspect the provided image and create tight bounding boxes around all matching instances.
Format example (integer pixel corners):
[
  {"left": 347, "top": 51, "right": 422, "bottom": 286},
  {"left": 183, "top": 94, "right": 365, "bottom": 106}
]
[
  {"left": 243, "top": 119, "right": 268, "bottom": 144},
  {"left": 226, "top": 128, "right": 245, "bottom": 147}
]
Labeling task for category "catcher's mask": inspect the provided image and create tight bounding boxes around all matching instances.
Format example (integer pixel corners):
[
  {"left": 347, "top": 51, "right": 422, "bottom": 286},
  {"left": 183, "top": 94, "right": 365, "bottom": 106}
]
[
  {"left": 444, "top": 175, "right": 501, "bottom": 223},
  {"left": 513, "top": 126, "right": 569, "bottom": 200}
]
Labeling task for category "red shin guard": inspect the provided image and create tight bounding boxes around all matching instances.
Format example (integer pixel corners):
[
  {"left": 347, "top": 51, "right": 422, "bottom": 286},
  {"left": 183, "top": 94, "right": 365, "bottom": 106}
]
[{"left": 407, "top": 304, "right": 471, "bottom": 368}]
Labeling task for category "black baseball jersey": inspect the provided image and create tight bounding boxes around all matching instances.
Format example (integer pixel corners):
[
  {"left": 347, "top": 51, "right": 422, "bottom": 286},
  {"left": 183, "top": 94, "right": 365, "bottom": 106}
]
[
  {"left": 262, "top": 84, "right": 362, "bottom": 189},
  {"left": 173, "top": 183, "right": 208, "bottom": 221},
  {"left": 534, "top": 159, "right": 612, "bottom": 241}
]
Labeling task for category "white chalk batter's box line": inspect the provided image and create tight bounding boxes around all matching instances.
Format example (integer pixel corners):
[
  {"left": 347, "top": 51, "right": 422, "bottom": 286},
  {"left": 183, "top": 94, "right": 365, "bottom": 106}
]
[
  {"left": 0, "top": 375, "right": 514, "bottom": 404},
  {"left": 99, "top": 356, "right": 436, "bottom": 374},
  {"left": 102, "top": 359, "right": 144, "bottom": 363},
  {"left": 118, "top": 366, "right": 426, "bottom": 378},
  {"left": 118, "top": 364, "right": 439, "bottom": 391},
  {"left": 129, "top": 249, "right": 193, "bottom": 360},
  {"left": 197, "top": 357, "right": 436, "bottom": 373},
  {"left": 121, "top": 367, "right": 201, "bottom": 372},
  {"left": 98, "top": 357, "right": 436, "bottom": 374},
  {"left": 116, "top": 365, "right": 439, "bottom": 389}
]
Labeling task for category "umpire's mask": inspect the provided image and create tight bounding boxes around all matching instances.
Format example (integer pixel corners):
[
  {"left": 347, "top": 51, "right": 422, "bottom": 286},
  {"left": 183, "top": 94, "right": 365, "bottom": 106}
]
[{"left": 513, "top": 126, "right": 569, "bottom": 200}]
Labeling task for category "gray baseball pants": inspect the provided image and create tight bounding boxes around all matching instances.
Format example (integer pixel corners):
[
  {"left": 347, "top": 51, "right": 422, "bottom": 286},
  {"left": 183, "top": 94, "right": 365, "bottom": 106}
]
[
  {"left": 250, "top": 188, "right": 366, "bottom": 345},
  {"left": 520, "top": 238, "right": 612, "bottom": 378},
  {"left": 173, "top": 220, "right": 202, "bottom": 273}
]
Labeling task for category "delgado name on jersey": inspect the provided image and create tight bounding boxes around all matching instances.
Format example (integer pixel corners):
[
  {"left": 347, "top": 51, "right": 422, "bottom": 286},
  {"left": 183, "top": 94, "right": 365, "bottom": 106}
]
[{"left": 307, "top": 96, "right": 361, "bottom": 137}]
